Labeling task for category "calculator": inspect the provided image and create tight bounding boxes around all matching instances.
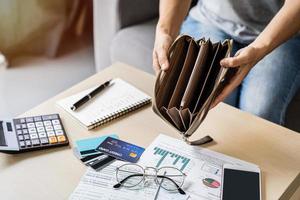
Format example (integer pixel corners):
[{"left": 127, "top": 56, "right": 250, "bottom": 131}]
[{"left": 0, "top": 114, "right": 69, "bottom": 153}]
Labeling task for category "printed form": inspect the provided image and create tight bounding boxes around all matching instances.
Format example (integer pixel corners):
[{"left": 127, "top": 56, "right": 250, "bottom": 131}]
[{"left": 70, "top": 134, "right": 257, "bottom": 200}]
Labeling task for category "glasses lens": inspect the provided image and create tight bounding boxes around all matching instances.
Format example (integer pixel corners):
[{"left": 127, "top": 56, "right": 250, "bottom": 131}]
[
  {"left": 157, "top": 167, "right": 185, "bottom": 191},
  {"left": 116, "top": 164, "right": 144, "bottom": 187}
]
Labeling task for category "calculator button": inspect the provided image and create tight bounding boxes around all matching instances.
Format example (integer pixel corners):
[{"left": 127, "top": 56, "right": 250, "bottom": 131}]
[
  {"left": 57, "top": 135, "right": 66, "bottom": 142},
  {"left": 53, "top": 125, "right": 62, "bottom": 130},
  {"left": 16, "top": 124, "right": 22, "bottom": 129},
  {"left": 17, "top": 130, "right": 23, "bottom": 135},
  {"left": 45, "top": 126, "right": 54, "bottom": 131},
  {"left": 34, "top": 116, "right": 42, "bottom": 121},
  {"left": 49, "top": 114, "right": 59, "bottom": 119},
  {"left": 28, "top": 128, "right": 37, "bottom": 134},
  {"left": 23, "top": 129, "right": 28, "bottom": 134},
  {"left": 38, "top": 132, "right": 47, "bottom": 138},
  {"left": 37, "top": 127, "right": 45, "bottom": 132},
  {"left": 30, "top": 133, "right": 38, "bottom": 139},
  {"left": 42, "top": 115, "right": 52, "bottom": 120},
  {"left": 55, "top": 130, "right": 64, "bottom": 136},
  {"left": 35, "top": 122, "right": 43, "bottom": 127},
  {"left": 32, "top": 139, "right": 40, "bottom": 146},
  {"left": 22, "top": 124, "right": 27, "bottom": 129},
  {"left": 27, "top": 123, "right": 35, "bottom": 128},
  {"left": 43, "top": 121, "right": 52, "bottom": 126},
  {"left": 40, "top": 138, "right": 49, "bottom": 144},
  {"left": 20, "top": 119, "right": 26, "bottom": 123},
  {"left": 47, "top": 131, "right": 55, "bottom": 137},
  {"left": 26, "top": 117, "right": 34, "bottom": 123},
  {"left": 52, "top": 120, "right": 60, "bottom": 125},
  {"left": 19, "top": 141, "right": 25, "bottom": 148},
  {"left": 49, "top": 137, "right": 58, "bottom": 144},
  {"left": 24, "top": 135, "right": 30, "bottom": 140},
  {"left": 18, "top": 135, "right": 24, "bottom": 141},
  {"left": 25, "top": 140, "right": 31, "bottom": 146}
]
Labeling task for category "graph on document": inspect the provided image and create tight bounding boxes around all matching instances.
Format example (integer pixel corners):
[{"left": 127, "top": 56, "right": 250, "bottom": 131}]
[{"left": 152, "top": 147, "right": 193, "bottom": 172}]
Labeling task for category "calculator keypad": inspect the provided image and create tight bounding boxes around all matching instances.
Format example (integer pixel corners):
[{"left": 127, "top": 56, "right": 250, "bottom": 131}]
[{"left": 13, "top": 114, "right": 68, "bottom": 151}]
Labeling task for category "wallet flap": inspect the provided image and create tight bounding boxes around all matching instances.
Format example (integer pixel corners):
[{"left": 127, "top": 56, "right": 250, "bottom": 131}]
[
  {"left": 180, "top": 108, "right": 193, "bottom": 129},
  {"left": 168, "top": 39, "right": 199, "bottom": 108},
  {"left": 167, "top": 107, "right": 186, "bottom": 131},
  {"left": 155, "top": 35, "right": 190, "bottom": 108},
  {"left": 192, "top": 42, "right": 221, "bottom": 114},
  {"left": 160, "top": 106, "right": 177, "bottom": 127},
  {"left": 180, "top": 40, "right": 211, "bottom": 111}
]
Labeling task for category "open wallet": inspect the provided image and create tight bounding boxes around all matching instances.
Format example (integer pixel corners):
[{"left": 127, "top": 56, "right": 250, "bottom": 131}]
[{"left": 153, "top": 35, "right": 238, "bottom": 145}]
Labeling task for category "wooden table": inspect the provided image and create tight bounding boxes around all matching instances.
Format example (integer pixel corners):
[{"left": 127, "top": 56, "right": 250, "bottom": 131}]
[{"left": 0, "top": 63, "right": 299, "bottom": 200}]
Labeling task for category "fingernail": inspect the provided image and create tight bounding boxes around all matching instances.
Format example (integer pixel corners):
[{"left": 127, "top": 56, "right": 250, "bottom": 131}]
[
  {"left": 220, "top": 60, "right": 226, "bottom": 66},
  {"left": 161, "top": 63, "right": 167, "bottom": 70}
]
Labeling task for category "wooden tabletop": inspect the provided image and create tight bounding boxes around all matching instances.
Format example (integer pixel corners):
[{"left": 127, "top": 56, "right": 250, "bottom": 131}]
[{"left": 0, "top": 62, "right": 299, "bottom": 200}]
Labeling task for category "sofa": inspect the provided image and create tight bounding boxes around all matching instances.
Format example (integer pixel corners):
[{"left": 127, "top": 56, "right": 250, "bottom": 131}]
[{"left": 93, "top": 0, "right": 300, "bottom": 132}]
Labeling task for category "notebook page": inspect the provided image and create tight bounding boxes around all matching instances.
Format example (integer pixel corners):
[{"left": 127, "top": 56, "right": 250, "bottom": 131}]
[{"left": 56, "top": 78, "right": 151, "bottom": 127}]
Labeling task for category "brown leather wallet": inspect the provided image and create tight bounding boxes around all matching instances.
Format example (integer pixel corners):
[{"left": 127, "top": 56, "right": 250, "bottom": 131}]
[{"left": 153, "top": 35, "right": 237, "bottom": 145}]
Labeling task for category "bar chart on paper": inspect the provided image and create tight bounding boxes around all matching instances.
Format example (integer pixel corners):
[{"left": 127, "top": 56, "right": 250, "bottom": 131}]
[{"left": 152, "top": 147, "right": 192, "bottom": 171}]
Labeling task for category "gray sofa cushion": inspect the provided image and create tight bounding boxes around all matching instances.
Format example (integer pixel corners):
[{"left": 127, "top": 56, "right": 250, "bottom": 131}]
[
  {"left": 118, "top": 0, "right": 159, "bottom": 29},
  {"left": 110, "top": 19, "right": 157, "bottom": 74}
]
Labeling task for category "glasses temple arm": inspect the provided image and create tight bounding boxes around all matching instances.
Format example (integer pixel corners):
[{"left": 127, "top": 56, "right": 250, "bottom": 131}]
[
  {"left": 113, "top": 173, "right": 144, "bottom": 188},
  {"left": 157, "top": 175, "right": 186, "bottom": 195}
]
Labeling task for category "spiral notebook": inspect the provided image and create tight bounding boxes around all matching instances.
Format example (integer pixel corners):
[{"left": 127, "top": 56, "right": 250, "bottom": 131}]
[{"left": 56, "top": 78, "right": 151, "bottom": 130}]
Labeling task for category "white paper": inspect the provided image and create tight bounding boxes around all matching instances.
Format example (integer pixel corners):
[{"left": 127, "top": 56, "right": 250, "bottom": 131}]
[
  {"left": 139, "top": 134, "right": 258, "bottom": 200},
  {"left": 69, "top": 160, "right": 188, "bottom": 200},
  {"left": 69, "top": 134, "right": 257, "bottom": 200}
]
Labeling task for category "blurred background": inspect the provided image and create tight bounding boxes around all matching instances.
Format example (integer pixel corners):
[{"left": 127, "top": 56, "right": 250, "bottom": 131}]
[{"left": 0, "top": 0, "right": 95, "bottom": 118}]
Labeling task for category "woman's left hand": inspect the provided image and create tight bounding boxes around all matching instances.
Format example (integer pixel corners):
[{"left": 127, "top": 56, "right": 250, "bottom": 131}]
[{"left": 211, "top": 43, "right": 267, "bottom": 108}]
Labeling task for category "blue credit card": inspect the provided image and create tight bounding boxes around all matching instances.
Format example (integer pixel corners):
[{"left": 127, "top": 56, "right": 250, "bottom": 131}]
[
  {"left": 96, "top": 137, "right": 145, "bottom": 163},
  {"left": 76, "top": 134, "right": 118, "bottom": 156}
]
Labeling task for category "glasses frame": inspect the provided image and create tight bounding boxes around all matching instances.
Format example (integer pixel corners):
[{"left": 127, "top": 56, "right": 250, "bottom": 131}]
[{"left": 114, "top": 163, "right": 187, "bottom": 194}]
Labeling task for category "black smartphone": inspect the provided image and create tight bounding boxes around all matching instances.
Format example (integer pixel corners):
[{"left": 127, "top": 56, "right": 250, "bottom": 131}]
[{"left": 221, "top": 164, "right": 261, "bottom": 200}]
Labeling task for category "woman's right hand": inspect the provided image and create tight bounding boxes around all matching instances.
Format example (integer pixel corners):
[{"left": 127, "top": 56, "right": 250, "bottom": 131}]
[{"left": 152, "top": 28, "right": 174, "bottom": 75}]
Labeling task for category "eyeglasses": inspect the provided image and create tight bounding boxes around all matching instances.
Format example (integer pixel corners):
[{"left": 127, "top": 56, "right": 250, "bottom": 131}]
[{"left": 113, "top": 163, "right": 186, "bottom": 195}]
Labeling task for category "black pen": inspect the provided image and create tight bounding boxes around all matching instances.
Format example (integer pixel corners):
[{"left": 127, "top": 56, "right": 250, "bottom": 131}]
[{"left": 71, "top": 79, "right": 112, "bottom": 111}]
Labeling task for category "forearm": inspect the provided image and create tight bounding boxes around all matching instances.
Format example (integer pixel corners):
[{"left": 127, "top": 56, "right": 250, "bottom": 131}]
[
  {"left": 252, "top": 0, "right": 300, "bottom": 55},
  {"left": 157, "top": 0, "right": 191, "bottom": 38}
]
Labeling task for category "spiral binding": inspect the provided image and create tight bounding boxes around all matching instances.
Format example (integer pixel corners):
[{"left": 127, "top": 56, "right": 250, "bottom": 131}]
[{"left": 89, "top": 98, "right": 151, "bottom": 129}]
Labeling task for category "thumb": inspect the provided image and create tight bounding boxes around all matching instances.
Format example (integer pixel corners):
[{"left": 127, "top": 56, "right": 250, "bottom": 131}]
[
  {"left": 220, "top": 50, "right": 248, "bottom": 68},
  {"left": 157, "top": 49, "right": 169, "bottom": 71}
]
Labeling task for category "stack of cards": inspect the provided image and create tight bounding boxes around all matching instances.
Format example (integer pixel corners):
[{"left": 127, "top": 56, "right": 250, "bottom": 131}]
[
  {"left": 74, "top": 134, "right": 145, "bottom": 171},
  {"left": 73, "top": 134, "right": 118, "bottom": 171}
]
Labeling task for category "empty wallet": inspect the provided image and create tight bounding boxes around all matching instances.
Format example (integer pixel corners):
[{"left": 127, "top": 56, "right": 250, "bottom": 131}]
[{"left": 153, "top": 35, "right": 237, "bottom": 145}]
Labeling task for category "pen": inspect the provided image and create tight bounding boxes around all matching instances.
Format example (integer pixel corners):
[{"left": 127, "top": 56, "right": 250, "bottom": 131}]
[{"left": 71, "top": 79, "right": 112, "bottom": 111}]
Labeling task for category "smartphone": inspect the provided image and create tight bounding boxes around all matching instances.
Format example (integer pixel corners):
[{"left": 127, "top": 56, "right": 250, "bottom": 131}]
[{"left": 221, "top": 164, "right": 261, "bottom": 200}]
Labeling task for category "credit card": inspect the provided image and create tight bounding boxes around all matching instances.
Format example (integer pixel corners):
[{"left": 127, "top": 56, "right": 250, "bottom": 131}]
[
  {"left": 88, "top": 155, "right": 115, "bottom": 171},
  {"left": 76, "top": 134, "right": 118, "bottom": 157},
  {"left": 96, "top": 137, "right": 145, "bottom": 163},
  {"left": 76, "top": 151, "right": 116, "bottom": 171},
  {"left": 80, "top": 152, "right": 104, "bottom": 163}
]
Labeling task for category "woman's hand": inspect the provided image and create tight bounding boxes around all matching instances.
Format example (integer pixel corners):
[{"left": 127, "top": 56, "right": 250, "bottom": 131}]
[
  {"left": 152, "top": 28, "right": 174, "bottom": 75},
  {"left": 211, "top": 43, "right": 267, "bottom": 108}
]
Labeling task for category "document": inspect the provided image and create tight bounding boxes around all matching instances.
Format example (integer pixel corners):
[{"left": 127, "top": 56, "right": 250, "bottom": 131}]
[
  {"left": 70, "top": 134, "right": 257, "bottom": 200},
  {"left": 139, "top": 134, "right": 257, "bottom": 200},
  {"left": 69, "top": 161, "right": 187, "bottom": 200}
]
